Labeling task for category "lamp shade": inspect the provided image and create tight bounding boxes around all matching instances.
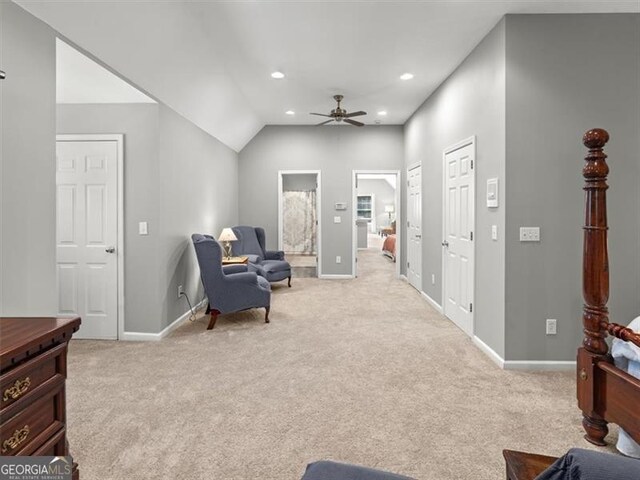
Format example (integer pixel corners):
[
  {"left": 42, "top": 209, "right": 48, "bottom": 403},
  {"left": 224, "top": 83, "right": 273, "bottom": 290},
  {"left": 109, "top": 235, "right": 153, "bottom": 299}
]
[
  {"left": 384, "top": 205, "right": 395, "bottom": 213},
  {"left": 218, "top": 228, "right": 237, "bottom": 242}
]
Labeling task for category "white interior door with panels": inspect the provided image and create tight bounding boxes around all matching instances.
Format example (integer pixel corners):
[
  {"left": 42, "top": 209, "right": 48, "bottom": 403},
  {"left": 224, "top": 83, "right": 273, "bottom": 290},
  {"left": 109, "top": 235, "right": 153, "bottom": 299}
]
[
  {"left": 56, "top": 135, "right": 123, "bottom": 339},
  {"left": 442, "top": 137, "right": 475, "bottom": 336},
  {"left": 406, "top": 164, "right": 422, "bottom": 290}
]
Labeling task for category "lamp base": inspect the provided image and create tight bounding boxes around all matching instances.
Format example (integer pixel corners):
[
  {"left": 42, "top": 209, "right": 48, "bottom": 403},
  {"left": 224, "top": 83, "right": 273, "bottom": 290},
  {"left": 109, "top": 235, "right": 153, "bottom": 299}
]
[{"left": 223, "top": 241, "right": 233, "bottom": 259}]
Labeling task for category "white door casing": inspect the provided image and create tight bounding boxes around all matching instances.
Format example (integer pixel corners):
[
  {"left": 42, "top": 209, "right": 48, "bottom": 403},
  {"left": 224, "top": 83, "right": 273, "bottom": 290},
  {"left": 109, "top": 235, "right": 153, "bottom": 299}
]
[
  {"left": 406, "top": 164, "right": 422, "bottom": 290},
  {"left": 56, "top": 136, "right": 122, "bottom": 339},
  {"left": 442, "top": 137, "right": 475, "bottom": 336},
  {"left": 277, "top": 170, "right": 322, "bottom": 277},
  {"left": 352, "top": 170, "right": 401, "bottom": 279}
]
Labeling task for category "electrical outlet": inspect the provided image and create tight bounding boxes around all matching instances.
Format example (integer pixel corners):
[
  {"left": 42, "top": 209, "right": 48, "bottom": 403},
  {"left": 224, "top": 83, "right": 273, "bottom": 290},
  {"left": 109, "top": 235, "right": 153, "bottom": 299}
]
[
  {"left": 431, "top": 274, "right": 435, "bottom": 285},
  {"left": 546, "top": 318, "right": 557, "bottom": 335},
  {"left": 520, "top": 227, "right": 541, "bottom": 242},
  {"left": 178, "top": 285, "right": 184, "bottom": 298},
  {"left": 336, "top": 256, "right": 341, "bottom": 264}
]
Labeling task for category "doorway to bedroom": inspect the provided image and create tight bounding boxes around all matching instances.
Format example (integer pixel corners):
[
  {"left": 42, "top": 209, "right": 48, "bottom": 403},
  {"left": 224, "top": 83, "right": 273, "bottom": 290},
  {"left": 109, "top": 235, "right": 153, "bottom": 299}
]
[
  {"left": 278, "top": 171, "right": 322, "bottom": 278},
  {"left": 352, "top": 170, "right": 400, "bottom": 278}
]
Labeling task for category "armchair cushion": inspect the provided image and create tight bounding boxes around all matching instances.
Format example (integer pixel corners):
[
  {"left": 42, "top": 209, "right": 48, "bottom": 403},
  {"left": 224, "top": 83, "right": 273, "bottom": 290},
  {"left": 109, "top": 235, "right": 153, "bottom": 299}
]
[
  {"left": 301, "top": 461, "right": 414, "bottom": 480},
  {"left": 232, "top": 226, "right": 292, "bottom": 285}
]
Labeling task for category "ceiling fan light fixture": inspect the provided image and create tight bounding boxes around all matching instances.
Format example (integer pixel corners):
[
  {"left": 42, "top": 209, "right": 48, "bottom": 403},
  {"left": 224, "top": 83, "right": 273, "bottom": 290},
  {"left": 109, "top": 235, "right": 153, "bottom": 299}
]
[
  {"left": 400, "top": 72, "right": 414, "bottom": 80},
  {"left": 271, "top": 71, "right": 285, "bottom": 79},
  {"left": 285, "top": 110, "right": 295, "bottom": 115}
]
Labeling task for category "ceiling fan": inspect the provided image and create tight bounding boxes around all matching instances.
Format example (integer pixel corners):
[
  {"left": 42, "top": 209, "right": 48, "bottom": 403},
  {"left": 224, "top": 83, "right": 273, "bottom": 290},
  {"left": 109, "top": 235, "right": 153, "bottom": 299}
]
[{"left": 310, "top": 95, "right": 366, "bottom": 127}]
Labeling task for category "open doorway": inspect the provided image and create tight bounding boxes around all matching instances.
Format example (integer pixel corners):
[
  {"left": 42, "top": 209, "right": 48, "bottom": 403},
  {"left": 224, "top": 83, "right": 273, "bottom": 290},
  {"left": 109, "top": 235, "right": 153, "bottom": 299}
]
[
  {"left": 352, "top": 170, "right": 400, "bottom": 278},
  {"left": 278, "top": 171, "right": 322, "bottom": 278}
]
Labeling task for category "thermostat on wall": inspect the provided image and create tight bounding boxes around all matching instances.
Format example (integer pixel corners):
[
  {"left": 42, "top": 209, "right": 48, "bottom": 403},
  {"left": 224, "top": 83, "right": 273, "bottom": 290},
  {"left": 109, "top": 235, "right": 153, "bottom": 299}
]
[
  {"left": 335, "top": 202, "right": 347, "bottom": 211},
  {"left": 487, "top": 178, "right": 499, "bottom": 208}
]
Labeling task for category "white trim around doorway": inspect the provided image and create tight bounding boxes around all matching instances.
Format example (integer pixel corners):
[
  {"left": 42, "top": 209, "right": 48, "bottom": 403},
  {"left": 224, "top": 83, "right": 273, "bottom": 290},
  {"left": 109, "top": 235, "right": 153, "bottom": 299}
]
[
  {"left": 351, "top": 170, "right": 401, "bottom": 279},
  {"left": 277, "top": 170, "right": 322, "bottom": 277}
]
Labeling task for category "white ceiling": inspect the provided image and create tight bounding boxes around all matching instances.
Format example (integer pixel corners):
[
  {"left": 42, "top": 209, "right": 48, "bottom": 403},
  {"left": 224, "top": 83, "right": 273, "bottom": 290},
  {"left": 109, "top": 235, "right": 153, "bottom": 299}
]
[
  {"left": 56, "top": 39, "right": 155, "bottom": 104},
  {"left": 17, "top": 1, "right": 639, "bottom": 151}
]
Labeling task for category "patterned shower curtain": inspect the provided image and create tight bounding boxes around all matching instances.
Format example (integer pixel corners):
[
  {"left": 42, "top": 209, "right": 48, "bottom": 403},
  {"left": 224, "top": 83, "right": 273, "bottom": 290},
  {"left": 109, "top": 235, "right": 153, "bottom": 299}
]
[{"left": 283, "top": 190, "right": 317, "bottom": 254}]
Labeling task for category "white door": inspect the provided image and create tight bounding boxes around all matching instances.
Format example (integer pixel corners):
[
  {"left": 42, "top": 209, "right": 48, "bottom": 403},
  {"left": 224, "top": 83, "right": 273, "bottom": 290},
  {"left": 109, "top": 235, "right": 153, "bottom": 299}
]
[
  {"left": 443, "top": 141, "right": 475, "bottom": 336},
  {"left": 56, "top": 139, "right": 119, "bottom": 339},
  {"left": 407, "top": 164, "right": 422, "bottom": 290}
]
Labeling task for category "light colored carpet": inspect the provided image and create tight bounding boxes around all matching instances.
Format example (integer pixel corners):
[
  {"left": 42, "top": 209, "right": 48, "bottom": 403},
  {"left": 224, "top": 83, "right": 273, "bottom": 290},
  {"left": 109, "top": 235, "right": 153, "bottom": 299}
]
[{"left": 66, "top": 247, "right": 615, "bottom": 480}]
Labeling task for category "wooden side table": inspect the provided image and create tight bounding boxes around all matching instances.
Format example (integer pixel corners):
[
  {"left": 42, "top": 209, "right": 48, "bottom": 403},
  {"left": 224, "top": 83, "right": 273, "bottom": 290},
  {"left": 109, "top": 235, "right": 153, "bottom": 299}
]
[{"left": 222, "top": 256, "right": 248, "bottom": 265}]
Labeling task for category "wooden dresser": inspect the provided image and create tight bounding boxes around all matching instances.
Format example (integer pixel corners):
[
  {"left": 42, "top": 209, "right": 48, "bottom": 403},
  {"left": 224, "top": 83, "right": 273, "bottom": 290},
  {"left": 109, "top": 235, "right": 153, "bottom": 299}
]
[{"left": 0, "top": 317, "right": 80, "bottom": 477}]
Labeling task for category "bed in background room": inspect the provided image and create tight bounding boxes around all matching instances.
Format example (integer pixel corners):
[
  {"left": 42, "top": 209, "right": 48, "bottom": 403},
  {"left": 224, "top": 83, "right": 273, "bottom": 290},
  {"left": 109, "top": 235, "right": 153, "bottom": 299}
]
[{"left": 382, "top": 234, "right": 396, "bottom": 261}]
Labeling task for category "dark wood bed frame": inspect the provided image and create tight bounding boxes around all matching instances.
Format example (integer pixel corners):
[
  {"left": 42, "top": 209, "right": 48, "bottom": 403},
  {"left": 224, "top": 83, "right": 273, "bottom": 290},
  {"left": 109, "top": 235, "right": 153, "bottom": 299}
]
[
  {"left": 577, "top": 128, "right": 640, "bottom": 447},
  {"left": 504, "top": 129, "right": 640, "bottom": 480}
]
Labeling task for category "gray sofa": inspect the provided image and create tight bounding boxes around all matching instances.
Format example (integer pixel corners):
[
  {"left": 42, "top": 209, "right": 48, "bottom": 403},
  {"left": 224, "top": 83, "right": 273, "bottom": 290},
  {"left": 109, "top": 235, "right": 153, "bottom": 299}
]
[{"left": 231, "top": 226, "right": 292, "bottom": 287}]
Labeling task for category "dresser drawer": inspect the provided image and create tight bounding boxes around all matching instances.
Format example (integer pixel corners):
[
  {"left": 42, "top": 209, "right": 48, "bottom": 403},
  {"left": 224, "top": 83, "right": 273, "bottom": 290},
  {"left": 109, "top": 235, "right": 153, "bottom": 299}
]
[
  {"left": 1, "top": 384, "right": 64, "bottom": 456},
  {"left": 1, "top": 343, "right": 67, "bottom": 412}
]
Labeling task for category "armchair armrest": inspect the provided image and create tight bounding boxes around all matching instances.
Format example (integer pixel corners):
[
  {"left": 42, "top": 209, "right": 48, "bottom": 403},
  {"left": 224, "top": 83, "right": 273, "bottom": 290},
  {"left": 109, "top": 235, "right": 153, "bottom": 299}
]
[
  {"left": 224, "top": 271, "right": 259, "bottom": 286},
  {"left": 264, "top": 250, "right": 285, "bottom": 261},
  {"left": 223, "top": 264, "right": 248, "bottom": 275}
]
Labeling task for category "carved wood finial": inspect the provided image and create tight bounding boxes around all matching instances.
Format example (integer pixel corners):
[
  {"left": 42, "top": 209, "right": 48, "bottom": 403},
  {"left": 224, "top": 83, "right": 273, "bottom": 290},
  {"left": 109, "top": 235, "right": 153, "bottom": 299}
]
[{"left": 582, "top": 128, "right": 610, "bottom": 356}]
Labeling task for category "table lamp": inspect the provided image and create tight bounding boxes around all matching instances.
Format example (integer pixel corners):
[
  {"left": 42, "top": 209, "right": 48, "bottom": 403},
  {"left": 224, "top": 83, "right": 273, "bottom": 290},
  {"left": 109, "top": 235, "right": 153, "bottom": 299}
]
[
  {"left": 385, "top": 204, "right": 395, "bottom": 220},
  {"left": 218, "top": 228, "right": 237, "bottom": 259}
]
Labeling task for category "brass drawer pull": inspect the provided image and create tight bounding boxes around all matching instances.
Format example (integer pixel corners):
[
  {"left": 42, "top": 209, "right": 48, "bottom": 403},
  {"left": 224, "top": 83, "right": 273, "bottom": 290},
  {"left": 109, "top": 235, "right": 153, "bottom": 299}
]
[
  {"left": 1, "top": 425, "right": 30, "bottom": 453},
  {"left": 3, "top": 377, "right": 31, "bottom": 402}
]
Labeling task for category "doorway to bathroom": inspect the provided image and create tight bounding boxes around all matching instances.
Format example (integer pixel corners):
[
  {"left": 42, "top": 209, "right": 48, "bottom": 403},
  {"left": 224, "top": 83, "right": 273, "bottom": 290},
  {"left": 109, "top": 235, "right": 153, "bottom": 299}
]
[{"left": 278, "top": 170, "right": 322, "bottom": 278}]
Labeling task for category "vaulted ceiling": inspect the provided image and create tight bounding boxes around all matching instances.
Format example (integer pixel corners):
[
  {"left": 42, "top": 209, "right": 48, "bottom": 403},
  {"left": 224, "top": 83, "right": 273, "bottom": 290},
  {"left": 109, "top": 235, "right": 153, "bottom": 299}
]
[{"left": 16, "top": 1, "right": 639, "bottom": 151}]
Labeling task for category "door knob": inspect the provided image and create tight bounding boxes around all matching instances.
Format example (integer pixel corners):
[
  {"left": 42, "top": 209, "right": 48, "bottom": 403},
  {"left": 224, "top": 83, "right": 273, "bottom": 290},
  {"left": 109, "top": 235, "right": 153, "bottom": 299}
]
[
  {"left": 441, "top": 241, "right": 449, "bottom": 247},
  {"left": 415, "top": 234, "right": 422, "bottom": 238},
  {"left": 105, "top": 247, "right": 116, "bottom": 253}
]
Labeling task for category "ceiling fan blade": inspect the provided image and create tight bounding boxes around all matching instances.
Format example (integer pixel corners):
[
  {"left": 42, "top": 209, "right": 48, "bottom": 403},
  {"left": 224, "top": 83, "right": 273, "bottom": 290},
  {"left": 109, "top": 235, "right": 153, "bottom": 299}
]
[
  {"left": 344, "top": 118, "right": 365, "bottom": 127},
  {"left": 316, "top": 119, "right": 334, "bottom": 126},
  {"left": 345, "top": 111, "right": 367, "bottom": 118},
  {"left": 310, "top": 112, "right": 332, "bottom": 117}
]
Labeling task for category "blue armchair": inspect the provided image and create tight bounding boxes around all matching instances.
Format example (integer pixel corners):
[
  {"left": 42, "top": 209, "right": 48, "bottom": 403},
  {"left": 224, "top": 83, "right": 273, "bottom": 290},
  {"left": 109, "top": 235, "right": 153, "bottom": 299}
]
[
  {"left": 192, "top": 234, "right": 271, "bottom": 330},
  {"left": 231, "top": 226, "right": 292, "bottom": 287}
]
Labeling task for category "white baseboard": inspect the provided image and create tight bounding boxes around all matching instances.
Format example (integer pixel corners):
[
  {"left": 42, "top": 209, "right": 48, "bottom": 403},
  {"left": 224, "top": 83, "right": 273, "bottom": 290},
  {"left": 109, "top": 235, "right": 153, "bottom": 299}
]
[
  {"left": 472, "top": 335, "right": 576, "bottom": 371},
  {"left": 473, "top": 336, "right": 505, "bottom": 368},
  {"left": 319, "top": 274, "right": 354, "bottom": 279},
  {"left": 503, "top": 360, "right": 576, "bottom": 371},
  {"left": 420, "top": 291, "right": 443, "bottom": 314},
  {"left": 121, "top": 299, "right": 207, "bottom": 341},
  {"left": 399, "top": 275, "right": 408, "bottom": 282}
]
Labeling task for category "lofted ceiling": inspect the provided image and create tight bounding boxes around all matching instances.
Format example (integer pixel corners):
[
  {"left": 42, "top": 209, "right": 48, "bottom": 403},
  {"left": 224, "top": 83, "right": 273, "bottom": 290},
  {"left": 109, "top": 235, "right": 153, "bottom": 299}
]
[{"left": 16, "top": 1, "right": 639, "bottom": 151}]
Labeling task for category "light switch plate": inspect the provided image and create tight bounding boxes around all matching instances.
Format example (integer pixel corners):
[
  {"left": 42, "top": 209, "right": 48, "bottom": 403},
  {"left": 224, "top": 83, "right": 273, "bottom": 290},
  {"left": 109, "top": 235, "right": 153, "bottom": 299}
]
[
  {"left": 139, "top": 221, "right": 148, "bottom": 235},
  {"left": 334, "top": 216, "right": 341, "bottom": 224},
  {"left": 491, "top": 225, "right": 498, "bottom": 241}
]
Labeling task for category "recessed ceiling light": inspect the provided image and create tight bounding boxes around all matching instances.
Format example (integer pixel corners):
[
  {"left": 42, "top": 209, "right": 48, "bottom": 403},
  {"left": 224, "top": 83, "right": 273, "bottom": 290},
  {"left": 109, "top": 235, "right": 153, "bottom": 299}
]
[
  {"left": 400, "top": 73, "right": 414, "bottom": 80},
  {"left": 285, "top": 110, "right": 295, "bottom": 115},
  {"left": 271, "top": 71, "right": 285, "bottom": 79},
  {"left": 377, "top": 111, "right": 388, "bottom": 116}
]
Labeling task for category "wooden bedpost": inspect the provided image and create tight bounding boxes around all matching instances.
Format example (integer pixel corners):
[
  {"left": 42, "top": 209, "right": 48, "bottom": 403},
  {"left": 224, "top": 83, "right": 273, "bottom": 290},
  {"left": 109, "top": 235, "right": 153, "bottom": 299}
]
[{"left": 577, "top": 128, "right": 611, "bottom": 446}]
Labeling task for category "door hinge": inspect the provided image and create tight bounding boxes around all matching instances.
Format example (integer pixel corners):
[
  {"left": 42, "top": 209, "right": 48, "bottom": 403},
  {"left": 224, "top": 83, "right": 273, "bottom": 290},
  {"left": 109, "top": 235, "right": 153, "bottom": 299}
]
[
  {"left": 470, "top": 303, "right": 473, "bottom": 313},
  {"left": 407, "top": 262, "right": 410, "bottom": 269},
  {"left": 471, "top": 160, "right": 474, "bottom": 169},
  {"left": 470, "top": 231, "right": 473, "bottom": 241}
]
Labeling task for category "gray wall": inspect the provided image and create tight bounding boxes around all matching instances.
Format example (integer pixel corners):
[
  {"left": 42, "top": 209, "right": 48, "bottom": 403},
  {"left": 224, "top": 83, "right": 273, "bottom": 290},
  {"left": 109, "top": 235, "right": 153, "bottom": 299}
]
[
  {"left": 504, "top": 14, "right": 640, "bottom": 361},
  {"left": 357, "top": 178, "right": 396, "bottom": 230},
  {"left": 156, "top": 104, "right": 239, "bottom": 331},
  {"left": 404, "top": 19, "right": 507, "bottom": 356},
  {"left": 283, "top": 173, "right": 317, "bottom": 191},
  {"left": 57, "top": 103, "right": 239, "bottom": 333},
  {"left": 56, "top": 103, "right": 161, "bottom": 333},
  {"left": 0, "top": 2, "right": 57, "bottom": 316},
  {"left": 239, "top": 126, "right": 404, "bottom": 276}
]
